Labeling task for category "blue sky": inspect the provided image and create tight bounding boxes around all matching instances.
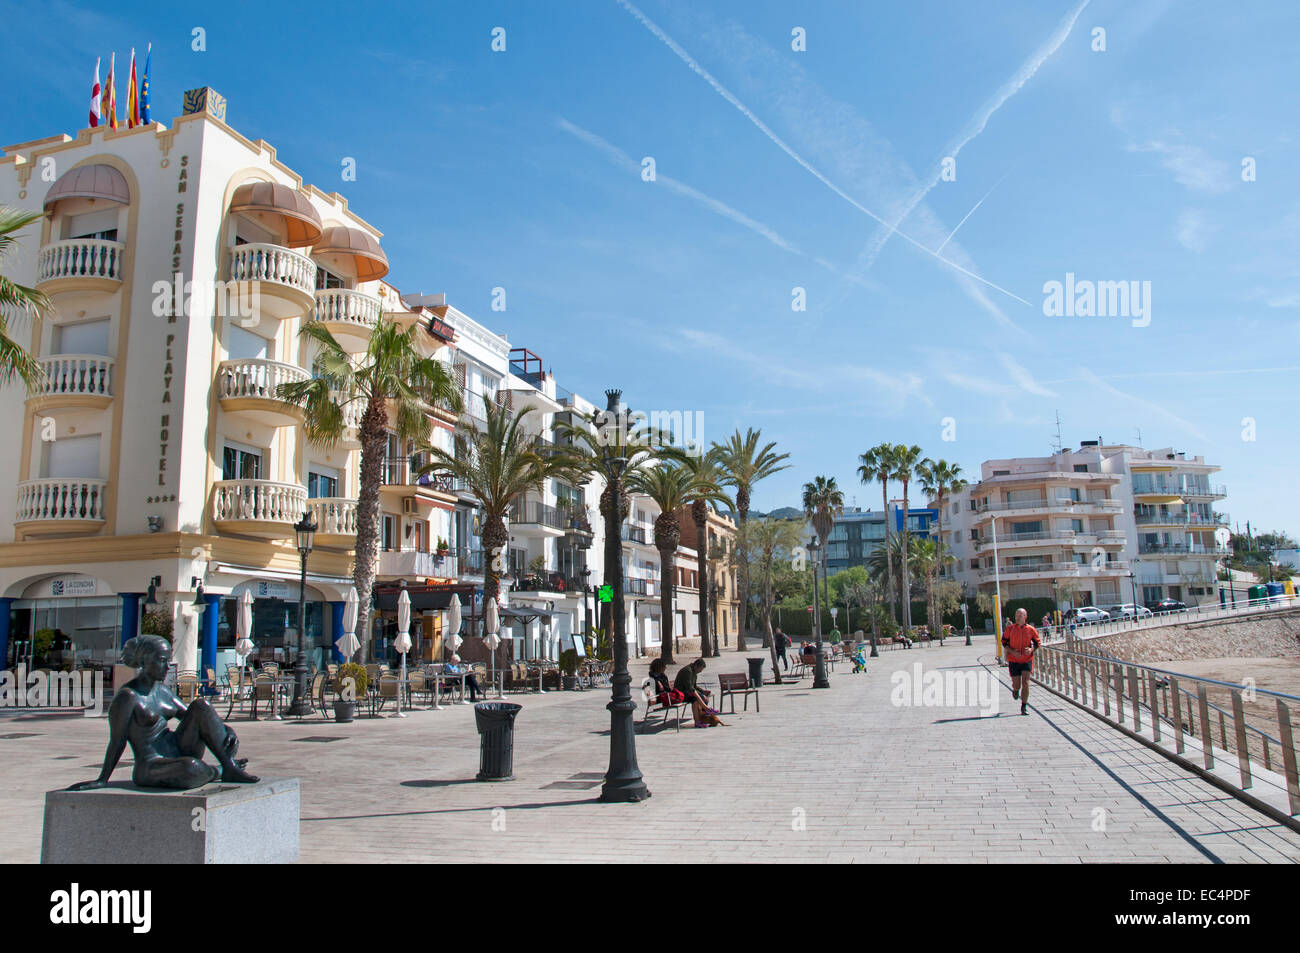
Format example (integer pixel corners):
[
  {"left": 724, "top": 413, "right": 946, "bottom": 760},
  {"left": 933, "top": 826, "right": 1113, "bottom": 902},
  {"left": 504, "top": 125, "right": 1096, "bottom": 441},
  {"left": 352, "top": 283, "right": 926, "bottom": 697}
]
[{"left": 6, "top": 0, "right": 1298, "bottom": 534}]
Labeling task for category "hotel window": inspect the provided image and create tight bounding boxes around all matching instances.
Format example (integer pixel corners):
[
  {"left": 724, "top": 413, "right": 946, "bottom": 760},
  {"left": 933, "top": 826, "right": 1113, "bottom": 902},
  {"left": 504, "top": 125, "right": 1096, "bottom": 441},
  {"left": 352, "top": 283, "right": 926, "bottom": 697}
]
[
  {"left": 62, "top": 208, "right": 119, "bottom": 243},
  {"left": 53, "top": 317, "right": 111, "bottom": 357},
  {"left": 222, "top": 442, "right": 262, "bottom": 480},
  {"left": 42, "top": 433, "right": 100, "bottom": 478},
  {"left": 307, "top": 468, "right": 339, "bottom": 499},
  {"left": 315, "top": 266, "right": 345, "bottom": 290}
]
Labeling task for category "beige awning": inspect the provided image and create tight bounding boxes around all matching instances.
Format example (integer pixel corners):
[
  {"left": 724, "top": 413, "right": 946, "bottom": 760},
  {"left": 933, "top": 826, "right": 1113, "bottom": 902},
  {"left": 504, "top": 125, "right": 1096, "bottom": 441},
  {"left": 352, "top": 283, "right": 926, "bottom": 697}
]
[
  {"left": 313, "top": 225, "right": 389, "bottom": 281},
  {"left": 228, "top": 181, "right": 323, "bottom": 247},
  {"left": 44, "top": 164, "right": 130, "bottom": 208}
]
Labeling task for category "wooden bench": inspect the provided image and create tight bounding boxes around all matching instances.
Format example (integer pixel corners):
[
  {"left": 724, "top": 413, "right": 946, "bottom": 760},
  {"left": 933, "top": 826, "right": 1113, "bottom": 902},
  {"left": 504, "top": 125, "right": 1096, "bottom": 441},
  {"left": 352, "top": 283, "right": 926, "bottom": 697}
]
[
  {"left": 717, "top": 672, "right": 760, "bottom": 714},
  {"left": 638, "top": 678, "right": 688, "bottom": 732}
]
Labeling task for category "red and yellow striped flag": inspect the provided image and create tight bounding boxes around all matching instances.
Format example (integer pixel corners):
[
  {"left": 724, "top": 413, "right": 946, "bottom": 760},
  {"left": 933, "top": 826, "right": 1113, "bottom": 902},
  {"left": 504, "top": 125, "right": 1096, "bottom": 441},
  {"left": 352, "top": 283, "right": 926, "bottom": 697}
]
[
  {"left": 103, "top": 52, "right": 117, "bottom": 130},
  {"left": 126, "top": 49, "right": 139, "bottom": 128}
]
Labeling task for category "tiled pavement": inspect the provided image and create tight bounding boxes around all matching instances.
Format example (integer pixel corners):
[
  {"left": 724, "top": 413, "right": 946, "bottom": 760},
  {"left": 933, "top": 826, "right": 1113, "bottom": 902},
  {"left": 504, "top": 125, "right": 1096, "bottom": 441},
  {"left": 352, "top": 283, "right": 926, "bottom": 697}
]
[{"left": 2, "top": 638, "right": 1299, "bottom": 863}]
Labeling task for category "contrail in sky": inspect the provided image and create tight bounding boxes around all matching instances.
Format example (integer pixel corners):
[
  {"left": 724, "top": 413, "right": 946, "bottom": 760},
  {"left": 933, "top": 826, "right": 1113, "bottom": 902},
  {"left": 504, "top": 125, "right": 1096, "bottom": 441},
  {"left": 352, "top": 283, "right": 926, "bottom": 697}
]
[{"left": 615, "top": 0, "right": 1033, "bottom": 308}]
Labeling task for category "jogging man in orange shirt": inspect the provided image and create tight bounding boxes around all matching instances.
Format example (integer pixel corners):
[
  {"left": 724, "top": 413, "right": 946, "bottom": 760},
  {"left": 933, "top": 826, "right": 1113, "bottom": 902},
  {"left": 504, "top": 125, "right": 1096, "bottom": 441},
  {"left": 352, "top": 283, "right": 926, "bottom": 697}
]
[{"left": 1002, "top": 607, "right": 1040, "bottom": 716}]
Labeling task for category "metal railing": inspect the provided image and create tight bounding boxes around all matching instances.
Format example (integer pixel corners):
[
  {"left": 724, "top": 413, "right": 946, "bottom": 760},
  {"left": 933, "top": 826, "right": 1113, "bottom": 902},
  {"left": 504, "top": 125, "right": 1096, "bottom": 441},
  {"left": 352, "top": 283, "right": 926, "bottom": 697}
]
[
  {"left": 1033, "top": 641, "right": 1300, "bottom": 820},
  {"left": 1137, "top": 542, "right": 1228, "bottom": 555},
  {"left": 1045, "top": 593, "right": 1300, "bottom": 640},
  {"left": 975, "top": 498, "right": 1121, "bottom": 514}
]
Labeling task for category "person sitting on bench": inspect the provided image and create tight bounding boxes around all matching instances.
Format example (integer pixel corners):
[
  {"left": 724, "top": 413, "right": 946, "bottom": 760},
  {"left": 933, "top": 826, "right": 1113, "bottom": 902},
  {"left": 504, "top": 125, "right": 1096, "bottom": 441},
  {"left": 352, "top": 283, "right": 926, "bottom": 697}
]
[
  {"left": 673, "top": 658, "right": 726, "bottom": 727},
  {"left": 648, "top": 658, "right": 684, "bottom": 706}
]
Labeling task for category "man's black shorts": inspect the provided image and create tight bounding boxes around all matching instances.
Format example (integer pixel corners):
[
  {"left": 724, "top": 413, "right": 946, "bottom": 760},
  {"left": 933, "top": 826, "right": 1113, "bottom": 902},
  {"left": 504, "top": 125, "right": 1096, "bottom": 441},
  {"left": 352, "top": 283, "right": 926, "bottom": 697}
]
[{"left": 1008, "top": 661, "right": 1032, "bottom": 676}]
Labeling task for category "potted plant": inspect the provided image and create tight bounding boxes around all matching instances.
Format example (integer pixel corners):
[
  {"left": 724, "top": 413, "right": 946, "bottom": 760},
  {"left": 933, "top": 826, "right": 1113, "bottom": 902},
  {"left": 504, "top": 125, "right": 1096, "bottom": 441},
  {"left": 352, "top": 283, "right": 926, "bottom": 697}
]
[
  {"left": 333, "top": 662, "right": 368, "bottom": 722},
  {"left": 559, "top": 649, "right": 580, "bottom": 690},
  {"left": 436, "top": 536, "right": 449, "bottom": 558}
]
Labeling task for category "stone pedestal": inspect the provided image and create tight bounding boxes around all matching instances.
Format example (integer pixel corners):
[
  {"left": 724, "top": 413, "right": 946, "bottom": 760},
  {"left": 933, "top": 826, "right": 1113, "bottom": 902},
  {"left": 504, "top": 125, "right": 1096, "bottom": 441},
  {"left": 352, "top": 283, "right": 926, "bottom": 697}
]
[{"left": 41, "top": 776, "right": 299, "bottom": 864}]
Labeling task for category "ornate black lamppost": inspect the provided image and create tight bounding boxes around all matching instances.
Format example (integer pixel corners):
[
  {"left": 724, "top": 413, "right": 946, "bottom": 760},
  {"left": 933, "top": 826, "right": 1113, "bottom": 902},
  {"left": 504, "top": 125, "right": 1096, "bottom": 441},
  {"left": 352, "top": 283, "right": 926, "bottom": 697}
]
[
  {"left": 809, "top": 535, "right": 829, "bottom": 689},
  {"left": 286, "top": 510, "right": 316, "bottom": 717},
  {"left": 962, "top": 580, "right": 972, "bottom": 646},
  {"left": 597, "top": 389, "right": 649, "bottom": 803}
]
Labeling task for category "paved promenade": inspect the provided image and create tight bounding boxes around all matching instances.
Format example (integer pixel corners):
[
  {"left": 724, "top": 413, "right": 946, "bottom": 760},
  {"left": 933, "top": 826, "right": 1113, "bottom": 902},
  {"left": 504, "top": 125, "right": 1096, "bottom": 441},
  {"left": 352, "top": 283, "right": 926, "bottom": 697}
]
[{"left": 2, "top": 638, "right": 1299, "bottom": 863}]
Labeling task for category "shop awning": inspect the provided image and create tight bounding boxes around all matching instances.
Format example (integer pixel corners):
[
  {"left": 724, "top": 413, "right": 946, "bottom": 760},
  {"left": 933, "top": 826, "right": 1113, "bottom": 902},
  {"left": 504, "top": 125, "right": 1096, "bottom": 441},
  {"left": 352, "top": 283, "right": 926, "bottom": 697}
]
[{"left": 373, "top": 589, "right": 456, "bottom": 612}]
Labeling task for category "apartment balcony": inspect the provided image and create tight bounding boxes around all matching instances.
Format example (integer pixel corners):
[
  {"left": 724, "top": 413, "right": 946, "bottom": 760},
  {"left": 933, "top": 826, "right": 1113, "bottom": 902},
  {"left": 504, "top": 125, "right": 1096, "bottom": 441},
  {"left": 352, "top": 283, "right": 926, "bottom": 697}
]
[
  {"left": 1137, "top": 542, "right": 1229, "bottom": 556},
  {"left": 378, "top": 460, "right": 456, "bottom": 512},
  {"left": 509, "top": 500, "right": 567, "bottom": 536},
  {"left": 306, "top": 497, "right": 358, "bottom": 546},
  {"left": 15, "top": 478, "right": 108, "bottom": 534},
  {"left": 36, "top": 238, "right": 125, "bottom": 293},
  {"left": 622, "top": 525, "right": 650, "bottom": 545},
  {"left": 216, "top": 359, "right": 309, "bottom": 427},
  {"left": 973, "top": 498, "right": 1122, "bottom": 523},
  {"left": 27, "top": 355, "right": 114, "bottom": 411},
  {"left": 980, "top": 560, "right": 1129, "bottom": 581},
  {"left": 378, "top": 549, "right": 456, "bottom": 580},
  {"left": 512, "top": 570, "right": 576, "bottom": 595},
  {"left": 335, "top": 394, "right": 364, "bottom": 449},
  {"left": 227, "top": 243, "right": 316, "bottom": 320},
  {"left": 212, "top": 480, "right": 307, "bottom": 538},
  {"left": 312, "top": 287, "right": 381, "bottom": 340},
  {"left": 1181, "top": 484, "right": 1227, "bottom": 501},
  {"left": 457, "top": 547, "right": 485, "bottom": 576},
  {"left": 626, "top": 576, "right": 654, "bottom": 597}
]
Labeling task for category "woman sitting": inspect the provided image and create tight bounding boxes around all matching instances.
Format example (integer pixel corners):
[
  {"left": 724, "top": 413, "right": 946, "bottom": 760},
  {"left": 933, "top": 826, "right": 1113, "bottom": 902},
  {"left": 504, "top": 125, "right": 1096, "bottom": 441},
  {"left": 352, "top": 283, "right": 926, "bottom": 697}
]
[{"left": 648, "top": 658, "right": 684, "bottom": 707}]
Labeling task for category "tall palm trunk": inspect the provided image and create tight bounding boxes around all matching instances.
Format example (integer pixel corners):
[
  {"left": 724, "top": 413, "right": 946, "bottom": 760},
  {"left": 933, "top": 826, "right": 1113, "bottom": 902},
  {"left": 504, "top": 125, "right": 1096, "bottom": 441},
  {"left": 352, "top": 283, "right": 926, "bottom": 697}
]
[
  {"left": 353, "top": 395, "right": 387, "bottom": 662},
  {"left": 481, "top": 512, "right": 509, "bottom": 670},
  {"left": 880, "top": 476, "right": 893, "bottom": 623},
  {"left": 735, "top": 485, "right": 750, "bottom": 651},
  {"left": 901, "top": 484, "right": 913, "bottom": 633},
  {"left": 693, "top": 502, "right": 712, "bottom": 656}
]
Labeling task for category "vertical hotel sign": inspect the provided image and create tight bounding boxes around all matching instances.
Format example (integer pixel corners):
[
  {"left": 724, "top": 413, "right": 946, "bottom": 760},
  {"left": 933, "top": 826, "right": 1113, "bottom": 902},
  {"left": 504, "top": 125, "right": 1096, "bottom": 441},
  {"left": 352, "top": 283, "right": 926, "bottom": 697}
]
[{"left": 159, "top": 154, "right": 189, "bottom": 489}]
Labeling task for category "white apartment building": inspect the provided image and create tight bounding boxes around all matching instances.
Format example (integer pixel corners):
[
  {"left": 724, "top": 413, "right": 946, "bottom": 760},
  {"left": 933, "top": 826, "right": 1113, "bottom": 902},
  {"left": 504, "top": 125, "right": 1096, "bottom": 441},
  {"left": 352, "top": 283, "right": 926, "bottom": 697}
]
[
  {"left": 938, "top": 441, "right": 1229, "bottom": 610},
  {"left": 0, "top": 88, "right": 474, "bottom": 676}
]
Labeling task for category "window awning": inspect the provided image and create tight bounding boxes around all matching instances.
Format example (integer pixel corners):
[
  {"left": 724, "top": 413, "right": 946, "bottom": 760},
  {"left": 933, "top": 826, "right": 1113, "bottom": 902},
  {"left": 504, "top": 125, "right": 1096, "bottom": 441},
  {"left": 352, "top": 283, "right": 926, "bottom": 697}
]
[
  {"left": 228, "top": 181, "right": 323, "bottom": 247},
  {"left": 313, "top": 225, "right": 389, "bottom": 281},
  {"left": 44, "top": 164, "right": 130, "bottom": 209}
]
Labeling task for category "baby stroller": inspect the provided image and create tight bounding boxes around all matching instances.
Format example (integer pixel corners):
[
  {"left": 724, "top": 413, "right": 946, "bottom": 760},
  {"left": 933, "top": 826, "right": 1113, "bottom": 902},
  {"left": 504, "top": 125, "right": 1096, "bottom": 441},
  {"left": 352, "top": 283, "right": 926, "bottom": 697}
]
[{"left": 851, "top": 645, "right": 868, "bottom": 673}]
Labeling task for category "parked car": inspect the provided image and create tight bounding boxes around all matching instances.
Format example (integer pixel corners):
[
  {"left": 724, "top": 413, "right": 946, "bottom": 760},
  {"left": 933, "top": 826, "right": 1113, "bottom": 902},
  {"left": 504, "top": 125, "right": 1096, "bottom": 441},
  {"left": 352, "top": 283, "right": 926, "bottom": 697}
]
[
  {"left": 1064, "top": 606, "right": 1110, "bottom": 624},
  {"left": 1102, "top": 603, "right": 1153, "bottom": 620},
  {"left": 1145, "top": 599, "right": 1187, "bottom": 614}
]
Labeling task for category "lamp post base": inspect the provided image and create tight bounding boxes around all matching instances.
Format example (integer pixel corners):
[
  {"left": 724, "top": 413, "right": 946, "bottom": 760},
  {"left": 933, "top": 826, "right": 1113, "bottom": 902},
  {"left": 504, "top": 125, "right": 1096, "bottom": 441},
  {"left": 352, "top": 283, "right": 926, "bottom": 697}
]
[
  {"left": 286, "top": 648, "right": 312, "bottom": 717},
  {"left": 600, "top": 775, "right": 652, "bottom": 803},
  {"left": 812, "top": 642, "right": 830, "bottom": 689}
]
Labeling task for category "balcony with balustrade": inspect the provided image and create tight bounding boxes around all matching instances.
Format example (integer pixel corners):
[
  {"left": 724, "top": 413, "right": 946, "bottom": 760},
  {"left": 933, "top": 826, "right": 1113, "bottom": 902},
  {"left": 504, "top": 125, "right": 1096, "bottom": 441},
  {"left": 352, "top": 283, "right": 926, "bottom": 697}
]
[
  {"left": 979, "top": 559, "right": 1129, "bottom": 581},
  {"left": 312, "top": 287, "right": 382, "bottom": 341},
  {"left": 306, "top": 496, "right": 358, "bottom": 546},
  {"left": 378, "top": 549, "right": 457, "bottom": 580},
  {"left": 37, "top": 239, "right": 125, "bottom": 293},
  {"left": 27, "top": 355, "right": 114, "bottom": 411},
  {"left": 227, "top": 243, "right": 316, "bottom": 321},
  {"left": 509, "top": 499, "right": 567, "bottom": 537},
  {"left": 15, "top": 478, "right": 109, "bottom": 536},
  {"left": 378, "top": 458, "right": 457, "bottom": 512},
  {"left": 216, "top": 359, "right": 309, "bottom": 427},
  {"left": 973, "top": 497, "right": 1123, "bottom": 524},
  {"left": 212, "top": 480, "right": 307, "bottom": 538}
]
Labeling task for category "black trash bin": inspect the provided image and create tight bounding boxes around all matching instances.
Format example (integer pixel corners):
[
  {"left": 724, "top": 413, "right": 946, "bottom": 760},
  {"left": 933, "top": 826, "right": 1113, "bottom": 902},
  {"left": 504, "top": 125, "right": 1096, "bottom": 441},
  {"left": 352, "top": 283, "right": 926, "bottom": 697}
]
[
  {"left": 474, "top": 702, "right": 522, "bottom": 781},
  {"left": 747, "top": 657, "right": 765, "bottom": 688}
]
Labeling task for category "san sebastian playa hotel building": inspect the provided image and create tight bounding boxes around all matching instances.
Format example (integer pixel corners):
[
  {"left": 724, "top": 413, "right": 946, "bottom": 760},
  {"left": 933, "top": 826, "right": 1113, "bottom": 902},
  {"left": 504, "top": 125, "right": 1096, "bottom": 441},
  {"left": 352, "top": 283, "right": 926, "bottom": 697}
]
[{"left": 0, "top": 88, "right": 738, "bottom": 679}]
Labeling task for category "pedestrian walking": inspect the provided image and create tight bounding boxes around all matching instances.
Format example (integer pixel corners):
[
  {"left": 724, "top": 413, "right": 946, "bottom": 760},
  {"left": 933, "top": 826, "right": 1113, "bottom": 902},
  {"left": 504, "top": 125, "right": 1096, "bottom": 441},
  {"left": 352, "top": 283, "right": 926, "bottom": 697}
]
[
  {"left": 1002, "top": 608, "right": 1041, "bottom": 716},
  {"left": 773, "top": 627, "right": 789, "bottom": 671}
]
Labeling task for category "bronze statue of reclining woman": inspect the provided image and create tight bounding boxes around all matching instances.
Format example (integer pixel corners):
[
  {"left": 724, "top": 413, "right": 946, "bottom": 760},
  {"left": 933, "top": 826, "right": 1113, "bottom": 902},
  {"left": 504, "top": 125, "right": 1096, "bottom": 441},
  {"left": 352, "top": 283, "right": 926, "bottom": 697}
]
[{"left": 69, "top": 634, "right": 259, "bottom": 791}]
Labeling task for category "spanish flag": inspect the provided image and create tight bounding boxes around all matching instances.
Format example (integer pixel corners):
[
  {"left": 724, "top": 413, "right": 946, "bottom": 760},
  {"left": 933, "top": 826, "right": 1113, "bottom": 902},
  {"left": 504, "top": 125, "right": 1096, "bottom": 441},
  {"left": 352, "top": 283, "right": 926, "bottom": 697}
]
[
  {"left": 102, "top": 52, "right": 117, "bottom": 130},
  {"left": 126, "top": 48, "right": 139, "bottom": 128}
]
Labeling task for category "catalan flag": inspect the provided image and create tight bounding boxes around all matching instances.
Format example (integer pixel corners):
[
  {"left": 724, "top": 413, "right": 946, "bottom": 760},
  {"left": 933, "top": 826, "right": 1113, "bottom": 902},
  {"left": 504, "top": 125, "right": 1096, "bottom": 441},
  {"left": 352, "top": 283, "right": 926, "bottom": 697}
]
[
  {"left": 89, "top": 58, "right": 101, "bottom": 127},
  {"left": 126, "top": 48, "right": 139, "bottom": 128},
  {"left": 102, "top": 52, "right": 117, "bottom": 130},
  {"left": 140, "top": 45, "right": 151, "bottom": 124}
]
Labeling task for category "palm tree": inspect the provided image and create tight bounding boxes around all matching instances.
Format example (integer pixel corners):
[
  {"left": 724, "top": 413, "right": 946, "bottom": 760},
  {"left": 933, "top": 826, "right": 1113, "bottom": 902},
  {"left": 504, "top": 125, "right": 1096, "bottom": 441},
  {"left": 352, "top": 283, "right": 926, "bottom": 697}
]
[
  {"left": 858, "top": 443, "right": 897, "bottom": 620},
  {"left": 278, "top": 316, "right": 461, "bottom": 657},
  {"left": 891, "top": 444, "right": 924, "bottom": 634},
  {"left": 910, "top": 536, "right": 941, "bottom": 635},
  {"left": 715, "top": 429, "right": 790, "bottom": 650},
  {"left": 917, "top": 457, "right": 967, "bottom": 587},
  {"left": 625, "top": 465, "right": 694, "bottom": 664},
  {"left": 866, "top": 531, "right": 923, "bottom": 631},
  {"left": 801, "top": 475, "right": 844, "bottom": 638},
  {"left": 415, "top": 396, "right": 567, "bottom": 609},
  {"left": 670, "top": 446, "right": 734, "bottom": 655},
  {"left": 0, "top": 207, "right": 50, "bottom": 388},
  {"left": 748, "top": 517, "right": 803, "bottom": 683}
]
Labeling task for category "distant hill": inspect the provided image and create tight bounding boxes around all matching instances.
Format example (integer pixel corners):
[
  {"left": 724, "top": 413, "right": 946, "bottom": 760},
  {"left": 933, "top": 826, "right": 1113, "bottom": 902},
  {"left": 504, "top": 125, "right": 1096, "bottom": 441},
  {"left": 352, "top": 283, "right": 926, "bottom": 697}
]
[{"left": 750, "top": 507, "right": 803, "bottom": 521}]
